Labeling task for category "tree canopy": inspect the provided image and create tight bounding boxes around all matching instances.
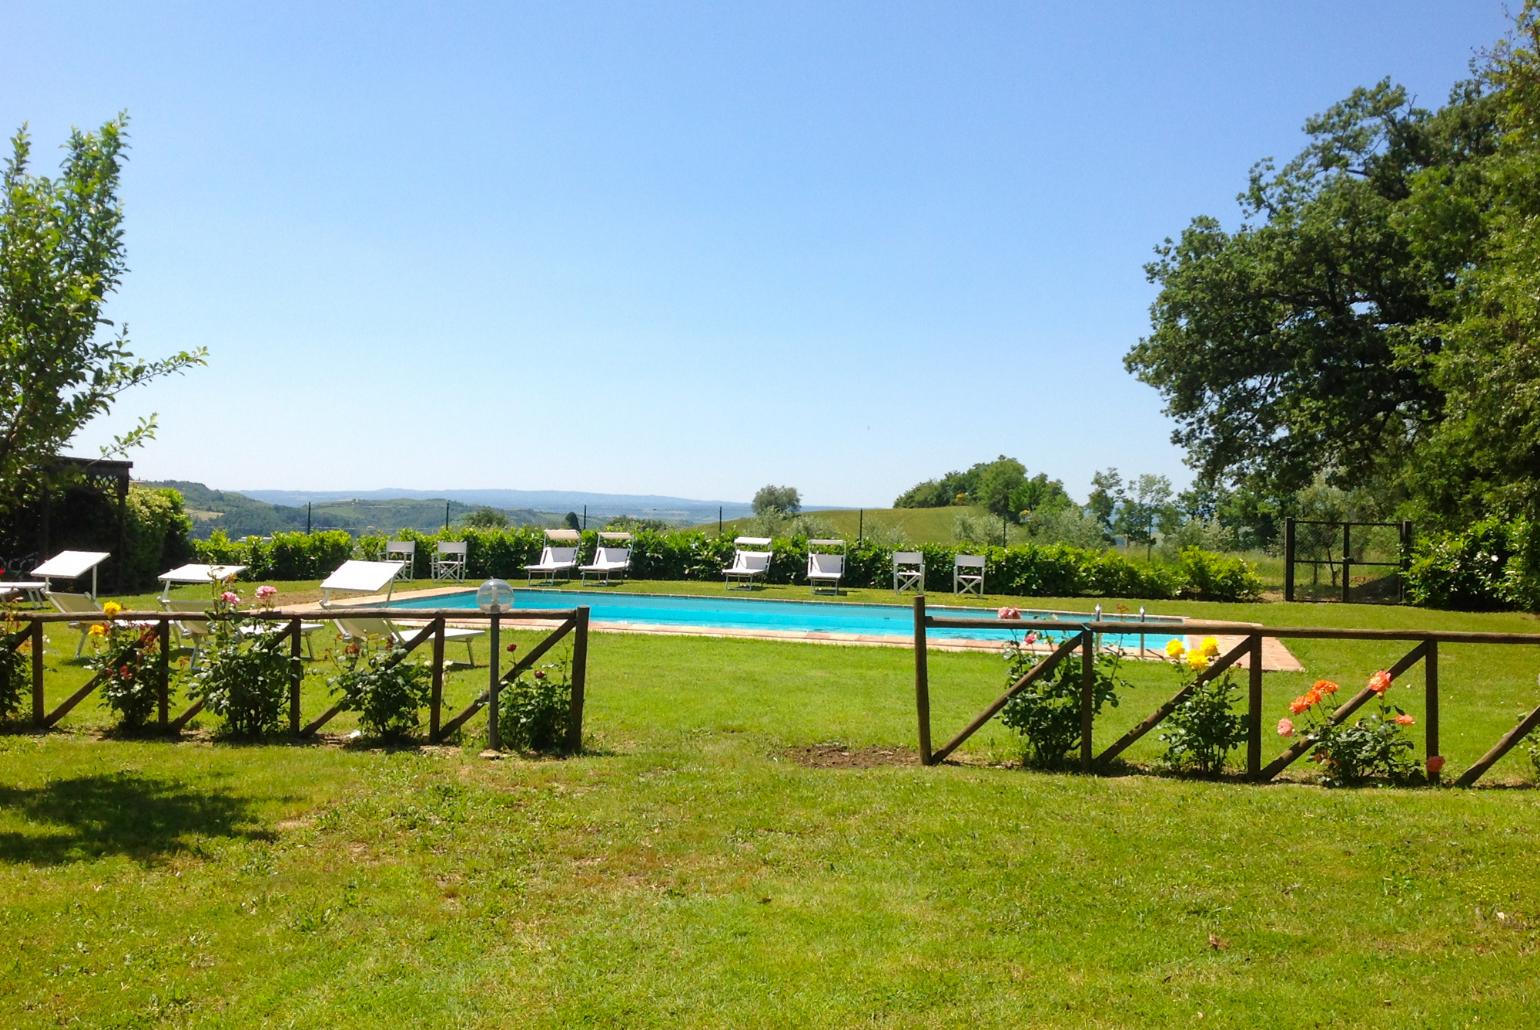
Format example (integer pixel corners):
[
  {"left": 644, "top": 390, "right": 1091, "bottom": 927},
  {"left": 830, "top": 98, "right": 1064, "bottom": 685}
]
[
  {"left": 752, "top": 484, "right": 801, "bottom": 516},
  {"left": 1128, "top": 4, "right": 1540, "bottom": 577},
  {"left": 0, "top": 114, "right": 204, "bottom": 513},
  {"left": 894, "top": 456, "right": 1072, "bottom": 522}
]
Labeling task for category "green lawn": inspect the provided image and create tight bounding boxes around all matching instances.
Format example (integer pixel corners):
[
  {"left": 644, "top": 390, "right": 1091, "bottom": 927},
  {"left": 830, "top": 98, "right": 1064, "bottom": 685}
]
[{"left": 4, "top": 583, "right": 1540, "bottom": 1025}]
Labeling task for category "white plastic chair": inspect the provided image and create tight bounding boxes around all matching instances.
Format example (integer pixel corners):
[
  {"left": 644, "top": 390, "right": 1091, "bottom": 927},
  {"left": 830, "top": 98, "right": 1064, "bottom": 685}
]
[
  {"left": 385, "top": 540, "right": 416, "bottom": 580},
  {"left": 806, "top": 538, "right": 846, "bottom": 594},
  {"left": 432, "top": 541, "right": 468, "bottom": 581},
  {"left": 893, "top": 551, "right": 925, "bottom": 593},
  {"left": 724, "top": 537, "right": 773, "bottom": 589},
  {"left": 954, "top": 554, "right": 986, "bottom": 595}
]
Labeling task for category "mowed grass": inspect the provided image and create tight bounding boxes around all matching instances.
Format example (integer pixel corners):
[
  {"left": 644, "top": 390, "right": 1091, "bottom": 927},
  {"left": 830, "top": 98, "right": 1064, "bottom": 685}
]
[{"left": 4, "top": 583, "right": 1540, "bottom": 1025}]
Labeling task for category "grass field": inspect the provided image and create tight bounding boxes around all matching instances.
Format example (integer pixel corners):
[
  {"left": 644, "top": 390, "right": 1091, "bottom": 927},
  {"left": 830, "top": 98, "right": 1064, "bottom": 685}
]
[{"left": 5, "top": 581, "right": 1540, "bottom": 1025}]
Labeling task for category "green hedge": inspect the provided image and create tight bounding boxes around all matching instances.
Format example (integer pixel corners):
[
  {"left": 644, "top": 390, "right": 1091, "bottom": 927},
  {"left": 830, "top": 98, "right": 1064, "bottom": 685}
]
[
  {"left": 193, "top": 527, "right": 1263, "bottom": 601},
  {"left": 1405, "top": 518, "right": 1540, "bottom": 611}
]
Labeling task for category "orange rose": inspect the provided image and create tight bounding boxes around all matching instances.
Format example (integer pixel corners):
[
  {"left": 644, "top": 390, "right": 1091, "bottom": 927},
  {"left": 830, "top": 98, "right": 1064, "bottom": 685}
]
[
  {"left": 1315, "top": 679, "right": 1339, "bottom": 696},
  {"left": 1367, "top": 670, "right": 1392, "bottom": 696}
]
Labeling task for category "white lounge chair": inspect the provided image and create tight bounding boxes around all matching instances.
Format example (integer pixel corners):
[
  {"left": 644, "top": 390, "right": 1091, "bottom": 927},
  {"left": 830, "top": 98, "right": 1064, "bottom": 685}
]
[
  {"left": 954, "top": 554, "right": 986, "bottom": 595},
  {"left": 580, "top": 532, "right": 632, "bottom": 585},
  {"left": 333, "top": 616, "right": 483, "bottom": 667},
  {"left": 806, "top": 538, "right": 846, "bottom": 594},
  {"left": 893, "top": 551, "right": 925, "bottom": 593},
  {"left": 319, "top": 560, "right": 405, "bottom": 607},
  {"left": 157, "top": 562, "right": 248, "bottom": 601},
  {"left": 526, "top": 529, "right": 580, "bottom": 585},
  {"left": 724, "top": 537, "right": 773, "bottom": 589},
  {"left": 385, "top": 540, "right": 416, "bottom": 580},
  {"left": 46, "top": 591, "right": 154, "bottom": 657},
  {"left": 431, "top": 541, "right": 468, "bottom": 581},
  {"left": 32, "top": 550, "right": 112, "bottom": 599},
  {"left": 162, "top": 598, "right": 322, "bottom": 663}
]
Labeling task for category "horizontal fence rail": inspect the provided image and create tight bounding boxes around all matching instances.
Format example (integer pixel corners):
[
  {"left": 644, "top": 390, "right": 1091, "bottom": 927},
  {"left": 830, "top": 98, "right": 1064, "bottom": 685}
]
[
  {"left": 0, "top": 607, "right": 588, "bottom": 749},
  {"left": 911, "top": 596, "right": 1540, "bottom": 787}
]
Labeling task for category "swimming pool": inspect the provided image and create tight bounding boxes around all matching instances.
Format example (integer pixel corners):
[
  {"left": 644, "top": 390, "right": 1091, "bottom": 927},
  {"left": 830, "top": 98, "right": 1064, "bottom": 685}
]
[{"left": 387, "top": 588, "right": 1185, "bottom": 650}]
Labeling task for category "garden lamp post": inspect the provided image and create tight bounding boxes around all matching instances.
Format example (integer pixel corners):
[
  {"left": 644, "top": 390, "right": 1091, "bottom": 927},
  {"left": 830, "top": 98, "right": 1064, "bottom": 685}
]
[{"left": 477, "top": 578, "right": 513, "bottom": 750}]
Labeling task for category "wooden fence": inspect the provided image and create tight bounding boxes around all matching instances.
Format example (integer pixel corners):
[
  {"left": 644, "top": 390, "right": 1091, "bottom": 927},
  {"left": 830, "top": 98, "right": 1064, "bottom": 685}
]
[
  {"left": 911, "top": 596, "right": 1540, "bottom": 787},
  {"left": 1, "top": 607, "right": 588, "bottom": 750}
]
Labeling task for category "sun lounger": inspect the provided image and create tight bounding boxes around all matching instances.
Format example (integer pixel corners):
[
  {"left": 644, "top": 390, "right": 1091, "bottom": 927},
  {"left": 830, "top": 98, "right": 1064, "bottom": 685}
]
[
  {"left": 333, "top": 616, "right": 482, "bottom": 667},
  {"left": 580, "top": 532, "right": 632, "bottom": 585},
  {"left": 32, "top": 550, "right": 112, "bottom": 599},
  {"left": 526, "top": 529, "right": 580, "bottom": 585},
  {"left": 319, "top": 560, "right": 405, "bottom": 607},
  {"left": 724, "top": 537, "right": 773, "bottom": 589},
  {"left": 806, "top": 539, "right": 846, "bottom": 594}
]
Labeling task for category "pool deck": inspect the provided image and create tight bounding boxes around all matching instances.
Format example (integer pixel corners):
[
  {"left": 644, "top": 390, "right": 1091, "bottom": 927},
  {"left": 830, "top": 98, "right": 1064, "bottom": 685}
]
[{"left": 300, "top": 585, "right": 1305, "bottom": 672}]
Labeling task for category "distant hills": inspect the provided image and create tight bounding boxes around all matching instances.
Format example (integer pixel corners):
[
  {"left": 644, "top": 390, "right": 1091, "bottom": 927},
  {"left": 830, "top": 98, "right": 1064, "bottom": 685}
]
[
  {"left": 142, "top": 481, "right": 757, "bottom": 539},
  {"left": 239, "top": 488, "right": 757, "bottom": 527}
]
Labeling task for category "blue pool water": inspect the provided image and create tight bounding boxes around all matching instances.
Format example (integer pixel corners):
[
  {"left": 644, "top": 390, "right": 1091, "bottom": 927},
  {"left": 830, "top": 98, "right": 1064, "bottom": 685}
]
[{"left": 387, "top": 589, "right": 1185, "bottom": 649}]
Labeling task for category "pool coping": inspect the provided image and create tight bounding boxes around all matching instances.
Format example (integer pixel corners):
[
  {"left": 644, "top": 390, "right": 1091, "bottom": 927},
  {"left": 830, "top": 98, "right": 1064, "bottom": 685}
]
[{"left": 299, "top": 585, "right": 1303, "bottom": 671}]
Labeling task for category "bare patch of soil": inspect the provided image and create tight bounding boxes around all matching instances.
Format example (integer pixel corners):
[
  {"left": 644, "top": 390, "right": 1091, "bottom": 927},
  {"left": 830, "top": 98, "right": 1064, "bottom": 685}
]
[{"left": 783, "top": 743, "right": 919, "bottom": 768}]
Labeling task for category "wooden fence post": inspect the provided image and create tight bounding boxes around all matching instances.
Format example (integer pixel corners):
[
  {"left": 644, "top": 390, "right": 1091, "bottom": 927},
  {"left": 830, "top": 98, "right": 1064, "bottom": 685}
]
[
  {"left": 430, "top": 617, "right": 445, "bottom": 741},
  {"left": 1283, "top": 518, "right": 1296, "bottom": 602},
  {"left": 30, "top": 619, "right": 44, "bottom": 729},
  {"left": 157, "top": 619, "right": 171, "bottom": 729},
  {"left": 1080, "top": 630, "right": 1094, "bottom": 772},
  {"left": 288, "top": 617, "right": 302, "bottom": 735},
  {"left": 914, "top": 596, "right": 931, "bottom": 765},
  {"left": 1247, "top": 633, "right": 1263, "bottom": 779},
  {"left": 566, "top": 607, "right": 589, "bottom": 754},
  {"left": 1425, "top": 640, "right": 1440, "bottom": 784}
]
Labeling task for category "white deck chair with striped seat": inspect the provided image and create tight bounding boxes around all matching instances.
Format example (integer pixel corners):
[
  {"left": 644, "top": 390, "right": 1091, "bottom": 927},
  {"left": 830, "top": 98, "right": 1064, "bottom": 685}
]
[
  {"left": 580, "top": 532, "right": 632, "bottom": 585},
  {"left": 723, "top": 537, "right": 773, "bottom": 589},
  {"left": 806, "top": 538, "right": 846, "bottom": 594},
  {"left": 525, "top": 529, "right": 580, "bottom": 585},
  {"left": 333, "top": 616, "right": 483, "bottom": 667}
]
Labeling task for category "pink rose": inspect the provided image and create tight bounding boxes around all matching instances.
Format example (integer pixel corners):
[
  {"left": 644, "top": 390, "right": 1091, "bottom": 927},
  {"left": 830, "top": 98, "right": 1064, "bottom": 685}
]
[
  {"left": 1427, "top": 755, "right": 1446, "bottom": 774},
  {"left": 1024, "top": 632, "right": 1038, "bottom": 645},
  {"left": 221, "top": 591, "right": 240, "bottom": 605},
  {"left": 997, "top": 606, "right": 1021, "bottom": 620},
  {"left": 1276, "top": 718, "right": 1294, "bottom": 738},
  {"left": 255, "top": 585, "right": 277, "bottom": 600}
]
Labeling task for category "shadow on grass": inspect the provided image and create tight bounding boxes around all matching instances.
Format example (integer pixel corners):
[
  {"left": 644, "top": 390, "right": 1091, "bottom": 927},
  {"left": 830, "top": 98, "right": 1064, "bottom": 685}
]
[{"left": 0, "top": 772, "right": 277, "bottom": 866}]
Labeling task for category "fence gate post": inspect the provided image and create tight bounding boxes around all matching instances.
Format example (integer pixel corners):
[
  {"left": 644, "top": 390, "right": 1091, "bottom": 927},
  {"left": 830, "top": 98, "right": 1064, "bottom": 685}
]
[
  {"left": 288, "top": 617, "right": 303, "bottom": 735},
  {"left": 1284, "top": 517, "right": 1296, "bottom": 602},
  {"left": 913, "top": 596, "right": 932, "bottom": 765},
  {"left": 430, "top": 617, "right": 445, "bottom": 741},
  {"left": 1080, "top": 630, "right": 1094, "bottom": 772}
]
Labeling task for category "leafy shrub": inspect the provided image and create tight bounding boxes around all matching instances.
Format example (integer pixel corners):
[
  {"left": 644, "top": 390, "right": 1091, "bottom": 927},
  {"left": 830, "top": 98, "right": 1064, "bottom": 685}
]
[
  {"left": 1158, "top": 637, "right": 1244, "bottom": 776},
  {"left": 497, "top": 658, "right": 574, "bottom": 753},
  {"left": 1277, "top": 670, "right": 1417, "bottom": 786},
  {"left": 0, "top": 630, "right": 26, "bottom": 721},
  {"left": 86, "top": 605, "right": 166, "bottom": 730},
  {"left": 1405, "top": 517, "right": 1538, "bottom": 611},
  {"left": 1174, "top": 547, "right": 1263, "bottom": 601},
  {"left": 119, "top": 486, "right": 195, "bottom": 590},
  {"left": 999, "top": 636, "right": 1126, "bottom": 768},
  {"left": 187, "top": 595, "right": 297, "bottom": 737},
  {"left": 330, "top": 639, "right": 431, "bottom": 740}
]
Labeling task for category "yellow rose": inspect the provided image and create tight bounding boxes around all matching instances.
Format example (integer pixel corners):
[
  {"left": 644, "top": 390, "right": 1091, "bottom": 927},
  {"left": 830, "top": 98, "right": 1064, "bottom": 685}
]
[
  {"left": 1186, "top": 650, "right": 1210, "bottom": 672},
  {"left": 102, "top": 601, "right": 123, "bottom": 618},
  {"left": 1164, "top": 638, "right": 1185, "bottom": 658},
  {"left": 1201, "top": 636, "right": 1220, "bottom": 658},
  {"left": 88, "top": 623, "right": 109, "bottom": 636}
]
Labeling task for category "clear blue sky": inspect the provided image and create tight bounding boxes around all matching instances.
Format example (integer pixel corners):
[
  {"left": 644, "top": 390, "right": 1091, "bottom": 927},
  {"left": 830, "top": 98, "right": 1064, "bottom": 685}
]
[{"left": 6, "top": 1, "right": 1510, "bottom": 506}]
